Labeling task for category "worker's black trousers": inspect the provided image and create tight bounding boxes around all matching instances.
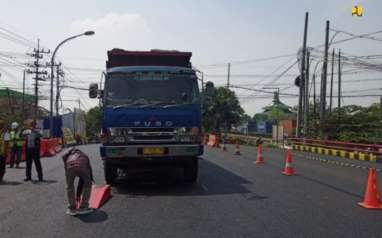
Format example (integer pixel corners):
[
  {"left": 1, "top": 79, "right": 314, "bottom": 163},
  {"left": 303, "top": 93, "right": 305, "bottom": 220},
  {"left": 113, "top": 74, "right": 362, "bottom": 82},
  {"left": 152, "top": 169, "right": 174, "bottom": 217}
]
[
  {"left": 25, "top": 148, "right": 43, "bottom": 180},
  {"left": 0, "top": 155, "right": 5, "bottom": 182}
]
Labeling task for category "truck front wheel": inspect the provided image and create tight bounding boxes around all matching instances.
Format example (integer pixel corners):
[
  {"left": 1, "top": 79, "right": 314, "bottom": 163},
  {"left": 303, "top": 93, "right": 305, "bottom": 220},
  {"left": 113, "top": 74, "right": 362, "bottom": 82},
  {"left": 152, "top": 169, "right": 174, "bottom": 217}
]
[
  {"left": 183, "top": 157, "right": 198, "bottom": 183},
  {"left": 104, "top": 160, "right": 117, "bottom": 185}
]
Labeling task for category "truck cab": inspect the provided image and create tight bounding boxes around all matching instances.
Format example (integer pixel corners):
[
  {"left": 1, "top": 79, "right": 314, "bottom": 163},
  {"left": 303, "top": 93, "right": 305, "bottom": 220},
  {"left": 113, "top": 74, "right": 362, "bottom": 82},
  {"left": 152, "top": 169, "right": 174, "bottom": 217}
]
[{"left": 89, "top": 49, "right": 203, "bottom": 184}]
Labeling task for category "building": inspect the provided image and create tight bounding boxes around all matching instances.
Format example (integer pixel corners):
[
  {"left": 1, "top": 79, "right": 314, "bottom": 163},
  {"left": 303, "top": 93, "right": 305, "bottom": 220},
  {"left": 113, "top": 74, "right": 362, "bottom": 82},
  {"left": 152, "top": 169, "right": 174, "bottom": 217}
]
[{"left": 0, "top": 88, "right": 47, "bottom": 123}]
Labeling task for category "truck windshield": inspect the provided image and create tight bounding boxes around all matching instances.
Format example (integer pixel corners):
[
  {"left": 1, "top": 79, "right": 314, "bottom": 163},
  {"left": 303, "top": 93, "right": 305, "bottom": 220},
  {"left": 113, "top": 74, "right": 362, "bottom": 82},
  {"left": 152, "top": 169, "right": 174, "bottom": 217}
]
[{"left": 105, "top": 72, "right": 199, "bottom": 106}]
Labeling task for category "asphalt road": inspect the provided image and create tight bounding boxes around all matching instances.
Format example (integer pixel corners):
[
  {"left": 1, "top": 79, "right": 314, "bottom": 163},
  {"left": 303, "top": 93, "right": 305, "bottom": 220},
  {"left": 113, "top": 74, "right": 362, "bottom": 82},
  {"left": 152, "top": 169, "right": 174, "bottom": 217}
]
[{"left": 1, "top": 144, "right": 382, "bottom": 238}]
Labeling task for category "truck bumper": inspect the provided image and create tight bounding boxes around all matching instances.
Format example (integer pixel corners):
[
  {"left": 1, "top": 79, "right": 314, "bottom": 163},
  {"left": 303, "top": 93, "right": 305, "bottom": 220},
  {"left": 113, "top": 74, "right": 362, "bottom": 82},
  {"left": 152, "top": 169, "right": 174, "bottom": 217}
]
[{"left": 100, "top": 144, "right": 203, "bottom": 159}]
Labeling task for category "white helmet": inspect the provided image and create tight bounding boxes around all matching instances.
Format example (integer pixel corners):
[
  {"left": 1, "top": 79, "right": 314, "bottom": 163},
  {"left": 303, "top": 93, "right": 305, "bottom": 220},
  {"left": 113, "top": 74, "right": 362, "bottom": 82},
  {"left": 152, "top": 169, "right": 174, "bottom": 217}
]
[{"left": 11, "top": 122, "right": 19, "bottom": 129}]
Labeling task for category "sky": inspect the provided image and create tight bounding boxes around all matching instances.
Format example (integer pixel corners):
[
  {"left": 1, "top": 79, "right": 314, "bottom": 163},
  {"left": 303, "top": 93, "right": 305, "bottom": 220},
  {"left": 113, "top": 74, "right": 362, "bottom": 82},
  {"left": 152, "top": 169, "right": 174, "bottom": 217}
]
[{"left": 0, "top": 0, "right": 381, "bottom": 116}]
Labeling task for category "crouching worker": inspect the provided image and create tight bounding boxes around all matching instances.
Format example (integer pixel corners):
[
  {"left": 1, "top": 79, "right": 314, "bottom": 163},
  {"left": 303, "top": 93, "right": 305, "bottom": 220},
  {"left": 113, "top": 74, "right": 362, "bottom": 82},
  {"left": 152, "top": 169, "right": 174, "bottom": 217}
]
[{"left": 62, "top": 148, "right": 94, "bottom": 216}]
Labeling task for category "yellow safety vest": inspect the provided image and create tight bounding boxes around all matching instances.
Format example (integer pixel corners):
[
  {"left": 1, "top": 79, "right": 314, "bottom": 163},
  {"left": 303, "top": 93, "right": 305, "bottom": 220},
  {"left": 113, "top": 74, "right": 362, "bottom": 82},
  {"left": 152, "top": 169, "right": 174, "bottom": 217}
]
[{"left": 10, "top": 130, "right": 23, "bottom": 147}]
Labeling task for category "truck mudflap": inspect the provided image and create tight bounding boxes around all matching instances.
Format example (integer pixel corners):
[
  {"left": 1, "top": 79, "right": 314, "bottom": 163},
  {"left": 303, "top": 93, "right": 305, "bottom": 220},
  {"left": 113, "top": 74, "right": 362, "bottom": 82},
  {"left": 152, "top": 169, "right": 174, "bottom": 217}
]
[{"left": 100, "top": 144, "right": 203, "bottom": 158}]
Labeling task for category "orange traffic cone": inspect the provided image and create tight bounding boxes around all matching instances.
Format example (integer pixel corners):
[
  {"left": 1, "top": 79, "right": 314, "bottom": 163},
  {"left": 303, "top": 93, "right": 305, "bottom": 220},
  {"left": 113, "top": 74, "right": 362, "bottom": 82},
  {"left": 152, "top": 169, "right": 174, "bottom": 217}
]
[
  {"left": 358, "top": 168, "right": 382, "bottom": 209},
  {"left": 282, "top": 149, "right": 294, "bottom": 176},
  {"left": 234, "top": 142, "right": 241, "bottom": 155},
  {"left": 254, "top": 144, "right": 264, "bottom": 164}
]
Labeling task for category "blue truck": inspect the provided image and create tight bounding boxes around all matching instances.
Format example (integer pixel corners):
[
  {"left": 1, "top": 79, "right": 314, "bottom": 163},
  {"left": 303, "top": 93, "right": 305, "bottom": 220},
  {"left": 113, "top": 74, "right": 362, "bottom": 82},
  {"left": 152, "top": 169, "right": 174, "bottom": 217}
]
[{"left": 89, "top": 49, "right": 203, "bottom": 184}]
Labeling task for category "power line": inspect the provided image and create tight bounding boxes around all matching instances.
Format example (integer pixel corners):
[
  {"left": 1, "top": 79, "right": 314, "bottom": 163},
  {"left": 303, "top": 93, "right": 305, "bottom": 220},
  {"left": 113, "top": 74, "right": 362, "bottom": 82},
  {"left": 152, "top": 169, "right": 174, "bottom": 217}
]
[{"left": 196, "top": 53, "right": 296, "bottom": 68}]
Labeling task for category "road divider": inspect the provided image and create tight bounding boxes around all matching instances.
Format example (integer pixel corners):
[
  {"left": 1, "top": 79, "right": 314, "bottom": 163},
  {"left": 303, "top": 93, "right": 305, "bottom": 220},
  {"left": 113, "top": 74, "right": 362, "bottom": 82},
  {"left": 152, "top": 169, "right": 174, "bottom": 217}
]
[
  {"left": 5, "top": 138, "right": 62, "bottom": 164},
  {"left": 293, "top": 144, "right": 381, "bottom": 163},
  {"left": 291, "top": 138, "right": 382, "bottom": 164}
]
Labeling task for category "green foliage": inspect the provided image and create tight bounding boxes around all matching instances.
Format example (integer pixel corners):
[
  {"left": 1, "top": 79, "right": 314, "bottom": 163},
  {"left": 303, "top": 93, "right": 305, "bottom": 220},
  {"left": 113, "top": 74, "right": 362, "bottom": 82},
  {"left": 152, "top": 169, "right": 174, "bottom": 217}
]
[
  {"left": 253, "top": 108, "right": 294, "bottom": 124},
  {"left": 85, "top": 106, "right": 101, "bottom": 136},
  {"left": 264, "top": 107, "right": 289, "bottom": 122},
  {"left": 314, "top": 104, "right": 382, "bottom": 143},
  {"left": 253, "top": 113, "right": 269, "bottom": 122},
  {"left": 240, "top": 114, "right": 252, "bottom": 123},
  {"left": 202, "top": 87, "right": 244, "bottom": 132}
]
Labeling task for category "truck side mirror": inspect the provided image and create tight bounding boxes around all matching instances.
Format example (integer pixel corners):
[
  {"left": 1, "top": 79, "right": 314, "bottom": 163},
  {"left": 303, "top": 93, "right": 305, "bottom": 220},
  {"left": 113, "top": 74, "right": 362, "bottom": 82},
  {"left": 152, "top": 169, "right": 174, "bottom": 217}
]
[{"left": 89, "top": 83, "right": 98, "bottom": 98}]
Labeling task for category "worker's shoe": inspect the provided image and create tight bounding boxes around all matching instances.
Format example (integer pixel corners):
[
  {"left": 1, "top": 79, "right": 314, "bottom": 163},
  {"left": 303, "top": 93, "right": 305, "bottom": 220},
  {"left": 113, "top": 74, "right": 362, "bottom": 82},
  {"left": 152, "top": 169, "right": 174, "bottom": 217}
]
[
  {"left": 66, "top": 208, "right": 77, "bottom": 216},
  {"left": 77, "top": 207, "right": 94, "bottom": 215}
]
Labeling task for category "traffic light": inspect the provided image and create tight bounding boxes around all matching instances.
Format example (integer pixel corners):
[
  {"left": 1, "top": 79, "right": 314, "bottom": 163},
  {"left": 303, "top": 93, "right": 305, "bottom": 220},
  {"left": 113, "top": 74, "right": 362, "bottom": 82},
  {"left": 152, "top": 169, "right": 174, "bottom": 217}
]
[{"left": 294, "top": 76, "right": 301, "bottom": 87}]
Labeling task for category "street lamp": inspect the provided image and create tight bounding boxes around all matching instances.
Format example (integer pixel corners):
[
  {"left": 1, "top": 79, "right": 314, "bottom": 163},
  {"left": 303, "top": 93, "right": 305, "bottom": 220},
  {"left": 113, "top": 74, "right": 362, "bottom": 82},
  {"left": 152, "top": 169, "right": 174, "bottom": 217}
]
[{"left": 49, "top": 31, "right": 95, "bottom": 137}]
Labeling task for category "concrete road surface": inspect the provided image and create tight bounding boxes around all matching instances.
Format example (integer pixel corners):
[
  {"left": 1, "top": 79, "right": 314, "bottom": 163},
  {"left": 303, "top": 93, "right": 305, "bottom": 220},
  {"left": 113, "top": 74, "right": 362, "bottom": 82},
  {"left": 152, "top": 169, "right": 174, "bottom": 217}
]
[{"left": 1, "top": 144, "right": 382, "bottom": 238}]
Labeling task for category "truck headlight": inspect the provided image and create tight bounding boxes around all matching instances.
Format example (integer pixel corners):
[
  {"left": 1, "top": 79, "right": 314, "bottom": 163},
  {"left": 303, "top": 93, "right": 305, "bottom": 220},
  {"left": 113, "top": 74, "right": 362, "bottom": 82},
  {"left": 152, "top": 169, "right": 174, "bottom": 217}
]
[
  {"left": 175, "top": 127, "right": 187, "bottom": 134},
  {"left": 179, "top": 135, "right": 191, "bottom": 142},
  {"left": 109, "top": 136, "right": 125, "bottom": 144}
]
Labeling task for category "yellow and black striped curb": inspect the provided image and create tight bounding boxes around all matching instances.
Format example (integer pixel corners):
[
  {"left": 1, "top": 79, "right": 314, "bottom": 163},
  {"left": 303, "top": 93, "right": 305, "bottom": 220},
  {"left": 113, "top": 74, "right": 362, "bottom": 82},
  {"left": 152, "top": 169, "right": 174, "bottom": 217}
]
[
  {"left": 293, "top": 144, "right": 381, "bottom": 163},
  {"left": 297, "top": 153, "right": 382, "bottom": 173}
]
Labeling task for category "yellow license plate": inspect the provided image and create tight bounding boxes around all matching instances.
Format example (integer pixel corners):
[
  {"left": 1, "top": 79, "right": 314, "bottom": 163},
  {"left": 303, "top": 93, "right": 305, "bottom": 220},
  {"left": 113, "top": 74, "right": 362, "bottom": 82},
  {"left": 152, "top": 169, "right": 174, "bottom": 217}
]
[{"left": 143, "top": 147, "right": 165, "bottom": 155}]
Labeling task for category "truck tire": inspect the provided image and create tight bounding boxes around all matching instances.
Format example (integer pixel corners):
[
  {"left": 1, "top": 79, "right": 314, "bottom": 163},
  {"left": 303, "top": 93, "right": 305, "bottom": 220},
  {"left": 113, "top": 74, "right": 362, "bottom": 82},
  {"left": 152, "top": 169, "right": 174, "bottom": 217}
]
[
  {"left": 183, "top": 157, "right": 198, "bottom": 183},
  {"left": 104, "top": 161, "right": 117, "bottom": 185}
]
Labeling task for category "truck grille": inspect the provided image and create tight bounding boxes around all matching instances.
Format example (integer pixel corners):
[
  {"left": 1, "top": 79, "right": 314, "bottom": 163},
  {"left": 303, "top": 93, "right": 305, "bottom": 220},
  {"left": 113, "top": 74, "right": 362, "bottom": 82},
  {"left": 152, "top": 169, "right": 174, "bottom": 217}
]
[
  {"left": 133, "top": 135, "right": 174, "bottom": 141},
  {"left": 109, "top": 127, "right": 177, "bottom": 143}
]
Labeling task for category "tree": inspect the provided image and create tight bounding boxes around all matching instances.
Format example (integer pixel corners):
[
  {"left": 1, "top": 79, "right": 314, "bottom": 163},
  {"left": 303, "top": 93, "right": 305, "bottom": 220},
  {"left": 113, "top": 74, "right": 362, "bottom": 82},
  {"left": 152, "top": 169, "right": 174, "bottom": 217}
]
[
  {"left": 202, "top": 87, "right": 244, "bottom": 132},
  {"left": 85, "top": 106, "right": 101, "bottom": 136},
  {"left": 318, "top": 104, "right": 382, "bottom": 142},
  {"left": 240, "top": 114, "right": 252, "bottom": 123}
]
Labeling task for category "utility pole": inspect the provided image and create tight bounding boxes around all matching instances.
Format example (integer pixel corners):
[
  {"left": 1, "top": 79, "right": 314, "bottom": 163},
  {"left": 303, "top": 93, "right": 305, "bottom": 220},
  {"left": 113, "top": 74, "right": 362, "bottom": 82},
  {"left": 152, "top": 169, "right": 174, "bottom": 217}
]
[
  {"left": 329, "top": 48, "right": 335, "bottom": 113},
  {"left": 303, "top": 50, "right": 310, "bottom": 137},
  {"left": 26, "top": 39, "right": 49, "bottom": 121},
  {"left": 312, "top": 72, "right": 316, "bottom": 117},
  {"left": 296, "top": 12, "right": 309, "bottom": 138},
  {"left": 227, "top": 63, "right": 231, "bottom": 88},
  {"left": 380, "top": 95, "right": 382, "bottom": 116},
  {"left": 319, "top": 20, "right": 330, "bottom": 124},
  {"left": 22, "top": 70, "right": 26, "bottom": 122},
  {"left": 6, "top": 88, "right": 13, "bottom": 114},
  {"left": 55, "top": 62, "right": 63, "bottom": 116},
  {"left": 338, "top": 49, "right": 341, "bottom": 134}
]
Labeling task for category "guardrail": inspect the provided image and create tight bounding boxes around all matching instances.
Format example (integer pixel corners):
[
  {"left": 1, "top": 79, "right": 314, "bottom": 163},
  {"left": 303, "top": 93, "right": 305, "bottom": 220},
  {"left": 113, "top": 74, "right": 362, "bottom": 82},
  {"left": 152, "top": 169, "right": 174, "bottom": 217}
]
[
  {"left": 291, "top": 138, "right": 382, "bottom": 154},
  {"left": 290, "top": 138, "right": 382, "bottom": 163},
  {"left": 203, "top": 133, "right": 272, "bottom": 147}
]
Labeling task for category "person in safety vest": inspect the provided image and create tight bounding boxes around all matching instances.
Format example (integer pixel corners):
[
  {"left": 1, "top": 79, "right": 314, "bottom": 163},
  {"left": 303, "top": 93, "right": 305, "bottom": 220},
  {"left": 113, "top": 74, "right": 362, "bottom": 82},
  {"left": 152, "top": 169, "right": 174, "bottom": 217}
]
[
  {"left": 9, "top": 122, "right": 23, "bottom": 168},
  {"left": 0, "top": 120, "right": 9, "bottom": 183}
]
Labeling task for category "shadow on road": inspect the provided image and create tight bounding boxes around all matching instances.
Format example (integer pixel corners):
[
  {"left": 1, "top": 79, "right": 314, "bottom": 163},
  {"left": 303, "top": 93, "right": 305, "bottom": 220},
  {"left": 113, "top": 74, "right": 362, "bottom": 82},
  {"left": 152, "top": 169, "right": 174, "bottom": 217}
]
[
  {"left": 298, "top": 174, "right": 363, "bottom": 199},
  {"left": 31, "top": 179, "right": 58, "bottom": 185},
  {"left": 112, "top": 159, "right": 256, "bottom": 197},
  {"left": 263, "top": 157, "right": 363, "bottom": 199},
  {"left": 76, "top": 209, "right": 108, "bottom": 223},
  {"left": 0, "top": 180, "right": 22, "bottom": 186}
]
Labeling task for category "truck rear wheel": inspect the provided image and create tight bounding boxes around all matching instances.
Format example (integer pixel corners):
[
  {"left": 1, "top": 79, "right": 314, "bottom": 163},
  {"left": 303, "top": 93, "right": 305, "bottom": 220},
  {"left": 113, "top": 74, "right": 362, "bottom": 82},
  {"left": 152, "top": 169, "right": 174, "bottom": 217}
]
[
  {"left": 104, "top": 161, "right": 117, "bottom": 185},
  {"left": 183, "top": 157, "right": 198, "bottom": 183}
]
